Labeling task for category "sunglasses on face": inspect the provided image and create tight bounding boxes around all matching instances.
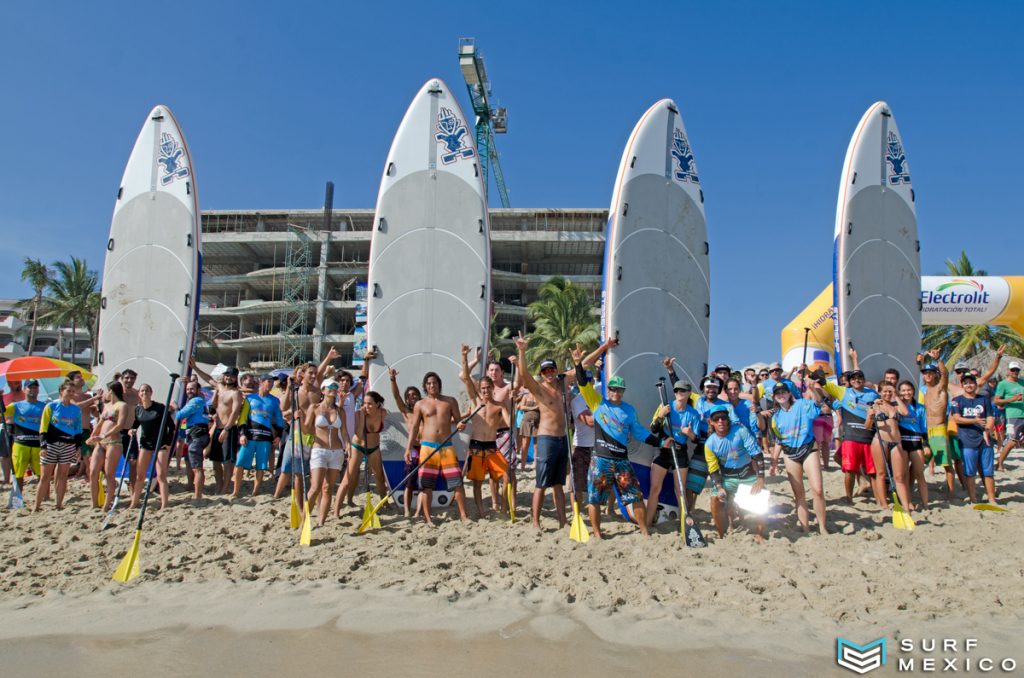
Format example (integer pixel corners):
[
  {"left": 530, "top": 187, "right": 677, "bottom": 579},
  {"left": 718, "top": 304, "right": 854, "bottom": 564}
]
[
  {"left": 674, "top": 389, "right": 690, "bottom": 394},
  {"left": 759, "top": 373, "right": 769, "bottom": 378},
  {"left": 608, "top": 387, "right": 625, "bottom": 393}
]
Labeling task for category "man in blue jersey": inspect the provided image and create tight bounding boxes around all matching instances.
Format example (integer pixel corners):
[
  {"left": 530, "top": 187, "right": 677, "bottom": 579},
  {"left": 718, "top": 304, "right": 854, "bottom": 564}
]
[
  {"left": 662, "top": 356, "right": 722, "bottom": 510},
  {"left": 823, "top": 370, "right": 883, "bottom": 505},
  {"left": 704, "top": 405, "right": 767, "bottom": 543},
  {"left": 234, "top": 374, "right": 285, "bottom": 498},
  {"left": 576, "top": 340, "right": 665, "bottom": 539},
  {"left": 175, "top": 379, "right": 211, "bottom": 500},
  {"left": 3, "top": 380, "right": 44, "bottom": 495}
]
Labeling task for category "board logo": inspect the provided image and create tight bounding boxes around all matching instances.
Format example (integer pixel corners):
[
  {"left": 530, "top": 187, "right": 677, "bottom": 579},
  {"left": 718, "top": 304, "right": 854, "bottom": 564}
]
[
  {"left": 671, "top": 129, "right": 700, "bottom": 184},
  {"left": 885, "top": 131, "right": 910, "bottom": 185},
  {"left": 158, "top": 133, "right": 190, "bottom": 185},
  {"left": 435, "top": 107, "right": 475, "bottom": 165},
  {"left": 836, "top": 637, "right": 887, "bottom": 674}
]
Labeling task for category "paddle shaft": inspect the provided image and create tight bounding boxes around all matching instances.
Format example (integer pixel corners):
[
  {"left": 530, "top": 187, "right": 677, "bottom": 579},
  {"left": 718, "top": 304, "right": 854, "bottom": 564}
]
[
  {"left": 656, "top": 380, "right": 689, "bottom": 508},
  {"left": 291, "top": 384, "right": 309, "bottom": 489},
  {"left": 558, "top": 376, "right": 580, "bottom": 508},
  {"left": 131, "top": 375, "right": 180, "bottom": 531},
  {"left": 800, "top": 328, "right": 810, "bottom": 392}
]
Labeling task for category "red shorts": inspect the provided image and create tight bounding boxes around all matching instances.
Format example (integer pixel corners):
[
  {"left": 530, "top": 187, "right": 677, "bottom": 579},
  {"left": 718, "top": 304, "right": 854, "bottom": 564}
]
[{"left": 841, "top": 440, "right": 876, "bottom": 474}]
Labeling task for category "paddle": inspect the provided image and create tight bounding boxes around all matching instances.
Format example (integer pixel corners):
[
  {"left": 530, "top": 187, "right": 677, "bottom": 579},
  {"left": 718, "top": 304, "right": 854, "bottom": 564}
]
[
  {"left": 0, "top": 395, "right": 24, "bottom": 510},
  {"left": 296, "top": 385, "right": 312, "bottom": 546},
  {"left": 98, "top": 471, "right": 106, "bottom": 508},
  {"left": 880, "top": 444, "right": 915, "bottom": 531},
  {"left": 506, "top": 360, "right": 516, "bottom": 523},
  {"left": 656, "top": 378, "right": 707, "bottom": 548},
  {"left": 287, "top": 382, "right": 301, "bottom": 529},
  {"left": 358, "top": 403, "right": 485, "bottom": 534},
  {"left": 359, "top": 408, "right": 381, "bottom": 531},
  {"left": 101, "top": 435, "right": 137, "bottom": 530},
  {"left": 558, "top": 375, "right": 589, "bottom": 543},
  {"left": 973, "top": 503, "right": 1009, "bottom": 512},
  {"left": 112, "top": 374, "right": 179, "bottom": 583}
]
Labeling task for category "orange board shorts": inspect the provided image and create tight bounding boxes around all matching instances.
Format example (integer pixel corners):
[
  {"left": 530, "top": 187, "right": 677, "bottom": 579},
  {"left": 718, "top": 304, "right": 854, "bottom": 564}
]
[{"left": 466, "top": 440, "right": 508, "bottom": 481}]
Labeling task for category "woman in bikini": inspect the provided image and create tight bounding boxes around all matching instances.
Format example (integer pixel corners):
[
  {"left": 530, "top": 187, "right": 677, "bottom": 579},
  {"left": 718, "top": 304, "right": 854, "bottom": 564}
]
[
  {"left": 87, "top": 382, "right": 130, "bottom": 511},
  {"left": 866, "top": 382, "right": 912, "bottom": 513},
  {"left": 334, "top": 390, "right": 388, "bottom": 515},
  {"left": 307, "top": 380, "right": 347, "bottom": 526},
  {"left": 388, "top": 368, "right": 423, "bottom": 517}
]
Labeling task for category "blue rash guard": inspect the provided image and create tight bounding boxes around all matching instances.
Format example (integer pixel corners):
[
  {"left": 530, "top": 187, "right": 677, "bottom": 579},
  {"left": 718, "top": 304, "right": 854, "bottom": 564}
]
[
  {"left": 704, "top": 426, "right": 764, "bottom": 473},
  {"left": 40, "top": 401, "right": 84, "bottom": 445},
  {"left": 4, "top": 400, "right": 45, "bottom": 446},
  {"left": 576, "top": 365, "right": 661, "bottom": 460},
  {"left": 725, "top": 399, "right": 758, "bottom": 435},
  {"left": 175, "top": 396, "right": 210, "bottom": 428},
  {"left": 659, "top": 402, "right": 701, "bottom": 446},
  {"left": 244, "top": 393, "right": 285, "bottom": 441},
  {"left": 693, "top": 397, "right": 721, "bottom": 439},
  {"left": 770, "top": 399, "right": 821, "bottom": 449},
  {"left": 823, "top": 382, "right": 879, "bottom": 444}
]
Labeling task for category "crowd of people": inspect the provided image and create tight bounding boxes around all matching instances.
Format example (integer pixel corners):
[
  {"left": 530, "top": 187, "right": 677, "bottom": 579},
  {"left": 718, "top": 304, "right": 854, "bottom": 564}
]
[{"left": 1, "top": 339, "right": 1020, "bottom": 544}]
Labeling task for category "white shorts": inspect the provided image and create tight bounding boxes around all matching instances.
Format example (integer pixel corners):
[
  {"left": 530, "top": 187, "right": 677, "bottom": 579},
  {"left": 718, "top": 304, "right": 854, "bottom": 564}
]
[{"left": 310, "top": 447, "right": 344, "bottom": 471}]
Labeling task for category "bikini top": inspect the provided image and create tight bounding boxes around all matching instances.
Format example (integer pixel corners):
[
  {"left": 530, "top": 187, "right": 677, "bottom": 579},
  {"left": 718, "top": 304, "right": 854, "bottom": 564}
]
[
  {"left": 315, "top": 412, "right": 343, "bottom": 430},
  {"left": 100, "top": 403, "right": 122, "bottom": 423}
]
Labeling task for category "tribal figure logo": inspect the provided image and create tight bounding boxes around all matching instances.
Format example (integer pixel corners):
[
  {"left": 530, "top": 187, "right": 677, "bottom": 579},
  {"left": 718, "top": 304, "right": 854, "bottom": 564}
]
[
  {"left": 435, "top": 107, "right": 475, "bottom": 165},
  {"left": 885, "top": 131, "right": 911, "bottom": 185},
  {"left": 671, "top": 129, "right": 700, "bottom": 184},
  {"left": 158, "top": 133, "right": 190, "bottom": 186},
  {"left": 836, "top": 637, "right": 887, "bottom": 674}
]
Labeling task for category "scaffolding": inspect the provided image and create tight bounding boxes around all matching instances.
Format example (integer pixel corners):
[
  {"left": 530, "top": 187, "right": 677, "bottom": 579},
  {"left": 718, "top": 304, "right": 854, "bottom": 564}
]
[{"left": 277, "top": 224, "right": 314, "bottom": 367}]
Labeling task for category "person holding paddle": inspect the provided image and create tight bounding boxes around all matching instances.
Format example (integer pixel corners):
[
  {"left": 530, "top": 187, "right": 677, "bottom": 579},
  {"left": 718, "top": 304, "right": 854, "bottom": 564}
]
[
  {"left": 648, "top": 380, "right": 698, "bottom": 527},
  {"left": 3, "top": 379, "right": 44, "bottom": 501},
  {"left": 388, "top": 367, "right": 422, "bottom": 518},
  {"left": 458, "top": 344, "right": 510, "bottom": 518},
  {"left": 88, "top": 382, "right": 130, "bottom": 511},
  {"left": 865, "top": 383, "right": 911, "bottom": 512},
  {"left": 403, "top": 371, "right": 468, "bottom": 526},
  {"left": 234, "top": 375, "right": 285, "bottom": 499},
  {"left": 35, "top": 380, "right": 83, "bottom": 511},
  {"left": 274, "top": 364, "right": 322, "bottom": 500},
  {"left": 307, "top": 379, "right": 346, "bottom": 525}
]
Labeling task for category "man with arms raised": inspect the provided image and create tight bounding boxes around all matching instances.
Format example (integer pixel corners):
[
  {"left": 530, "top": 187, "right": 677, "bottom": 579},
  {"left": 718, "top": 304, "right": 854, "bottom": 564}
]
[{"left": 459, "top": 345, "right": 510, "bottom": 518}]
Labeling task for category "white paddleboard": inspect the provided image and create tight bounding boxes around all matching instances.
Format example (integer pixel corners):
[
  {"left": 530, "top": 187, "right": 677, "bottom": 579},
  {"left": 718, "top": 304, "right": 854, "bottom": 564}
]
[
  {"left": 366, "top": 79, "right": 490, "bottom": 496},
  {"left": 602, "top": 99, "right": 710, "bottom": 460},
  {"left": 833, "top": 102, "right": 920, "bottom": 383},
  {"left": 96, "top": 105, "right": 201, "bottom": 400}
]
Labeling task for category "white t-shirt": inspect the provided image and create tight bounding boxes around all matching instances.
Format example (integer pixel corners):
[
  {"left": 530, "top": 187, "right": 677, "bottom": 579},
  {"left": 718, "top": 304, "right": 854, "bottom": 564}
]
[{"left": 570, "top": 394, "right": 595, "bottom": 448}]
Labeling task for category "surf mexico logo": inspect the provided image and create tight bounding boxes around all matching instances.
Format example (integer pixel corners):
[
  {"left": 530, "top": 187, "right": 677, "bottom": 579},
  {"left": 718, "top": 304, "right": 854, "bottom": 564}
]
[
  {"left": 158, "top": 133, "right": 190, "bottom": 186},
  {"left": 435, "top": 107, "right": 475, "bottom": 165},
  {"left": 671, "top": 129, "right": 700, "bottom": 184},
  {"left": 886, "top": 131, "right": 911, "bottom": 185},
  {"left": 837, "top": 637, "right": 886, "bottom": 674}
]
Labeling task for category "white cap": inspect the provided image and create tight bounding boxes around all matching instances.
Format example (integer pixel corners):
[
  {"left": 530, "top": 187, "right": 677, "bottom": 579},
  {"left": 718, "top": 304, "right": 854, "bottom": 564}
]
[
  {"left": 320, "top": 378, "right": 339, "bottom": 390},
  {"left": 1010, "top": 361, "right": 1022, "bottom": 371}
]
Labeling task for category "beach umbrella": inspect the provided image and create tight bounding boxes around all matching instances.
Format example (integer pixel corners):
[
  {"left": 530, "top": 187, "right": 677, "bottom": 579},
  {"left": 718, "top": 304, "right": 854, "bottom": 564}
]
[{"left": 0, "top": 356, "right": 93, "bottom": 382}]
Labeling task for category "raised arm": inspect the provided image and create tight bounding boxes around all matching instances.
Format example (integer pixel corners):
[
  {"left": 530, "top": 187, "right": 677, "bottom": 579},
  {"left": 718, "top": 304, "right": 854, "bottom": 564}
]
[
  {"left": 189, "top": 359, "right": 215, "bottom": 386},
  {"left": 459, "top": 344, "right": 481, "bottom": 401},
  {"left": 388, "top": 368, "right": 410, "bottom": 415},
  {"left": 352, "top": 349, "right": 375, "bottom": 400},
  {"left": 514, "top": 333, "right": 543, "bottom": 398},
  {"left": 979, "top": 345, "right": 1005, "bottom": 384},
  {"left": 581, "top": 338, "right": 617, "bottom": 370},
  {"left": 662, "top": 356, "right": 681, "bottom": 385},
  {"left": 466, "top": 346, "right": 482, "bottom": 377},
  {"left": 848, "top": 345, "right": 859, "bottom": 371},
  {"left": 316, "top": 346, "right": 339, "bottom": 382}
]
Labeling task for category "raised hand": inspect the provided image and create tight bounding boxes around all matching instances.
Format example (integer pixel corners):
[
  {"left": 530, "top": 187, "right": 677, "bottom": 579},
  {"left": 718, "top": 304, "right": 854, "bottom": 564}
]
[
  {"left": 388, "top": 367, "right": 399, "bottom": 380},
  {"left": 663, "top": 356, "right": 676, "bottom": 369},
  {"left": 928, "top": 347, "right": 941, "bottom": 361},
  {"left": 570, "top": 343, "right": 585, "bottom": 365},
  {"left": 461, "top": 343, "right": 471, "bottom": 358},
  {"left": 513, "top": 332, "right": 529, "bottom": 351}
]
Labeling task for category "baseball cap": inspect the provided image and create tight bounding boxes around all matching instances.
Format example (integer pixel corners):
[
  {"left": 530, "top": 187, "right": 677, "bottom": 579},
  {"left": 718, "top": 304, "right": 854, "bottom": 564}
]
[
  {"left": 24, "top": 379, "right": 39, "bottom": 388},
  {"left": 961, "top": 372, "right": 977, "bottom": 383},
  {"left": 539, "top": 359, "right": 557, "bottom": 371},
  {"left": 848, "top": 369, "right": 865, "bottom": 379},
  {"left": 772, "top": 382, "right": 791, "bottom": 394},
  {"left": 672, "top": 380, "right": 692, "bottom": 392},
  {"left": 320, "top": 378, "right": 339, "bottom": 390},
  {"left": 259, "top": 373, "right": 275, "bottom": 382},
  {"left": 607, "top": 376, "right": 626, "bottom": 390},
  {"left": 700, "top": 376, "right": 723, "bottom": 390},
  {"left": 921, "top": 363, "right": 939, "bottom": 373},
  {"left": 768, "top": 362, "right": 782, "bottom": 371},
  {"left": 954, "top": 361, "right": 968, "bottom": 372},
  {"left": 1009, "top": 361, "right": 1021, "bottom": 371},
  {"left": 714, "top": 363, "right": 731, "bottom": 372},
  {"left": 708, "top": 404, "right": 731, "bottom": 419},
  {"left": 223, "top": 366, "right": 240, "bottom": 377}
]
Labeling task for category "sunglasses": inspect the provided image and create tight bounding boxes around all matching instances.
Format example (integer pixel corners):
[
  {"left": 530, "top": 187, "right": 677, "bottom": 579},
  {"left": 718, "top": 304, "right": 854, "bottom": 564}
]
[
  {"left": 758, "top": 372, "right": 769, "bottom": 377},
  {"left": 608, "top": 387, "right": 625, "bottom": 393},
  {"left": 710, "top": 415, "right": 730, "bottom": 422},
  {"left": 674, "top": 389, "right": 691, "bottom": 394}
]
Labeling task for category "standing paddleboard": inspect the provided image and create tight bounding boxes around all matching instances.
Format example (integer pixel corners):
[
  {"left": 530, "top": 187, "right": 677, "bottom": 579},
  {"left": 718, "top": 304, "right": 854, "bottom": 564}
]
[
  {"left": 833, "top": 102, "right": 920, "bottom": 383},
  {"left": 367, "top": 79, "right": 490, "bottom": 503},
  {"left": 602, "top": 99, "right": 710, "bottom": 494},
  {"left": 96, "top": 105, "right": 201, "bottom": 400}
]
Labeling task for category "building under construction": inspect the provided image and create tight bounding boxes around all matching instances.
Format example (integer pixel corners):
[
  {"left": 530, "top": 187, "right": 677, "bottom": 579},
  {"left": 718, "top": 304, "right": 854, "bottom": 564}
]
[{"left": 198, "top": 208, "right": 607, "bottom": 370}]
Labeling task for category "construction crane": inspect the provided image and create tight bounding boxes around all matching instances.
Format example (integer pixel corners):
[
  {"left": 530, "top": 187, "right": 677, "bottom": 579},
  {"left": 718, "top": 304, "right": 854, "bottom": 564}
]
[{"left": 458, "top": 38, "right": 511, "bottom": 207}]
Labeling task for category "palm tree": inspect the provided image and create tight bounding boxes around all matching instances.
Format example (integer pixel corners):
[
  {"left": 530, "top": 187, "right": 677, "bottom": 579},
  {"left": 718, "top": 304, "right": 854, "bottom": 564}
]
[
  {"left": 18, "top": 257, "right": 51, "bottom": 356},
  {"left": 524, "top": 276, "right": 600, "bottom": 371},
  {"left": 488, "top": 313, "right": 514, "bottom": 361},
  {"left": 38, "top": 257, "right": 100, "bottom": 365},
  {"left": 922, "top": 251, "right": 1024, "bottom": 361}
]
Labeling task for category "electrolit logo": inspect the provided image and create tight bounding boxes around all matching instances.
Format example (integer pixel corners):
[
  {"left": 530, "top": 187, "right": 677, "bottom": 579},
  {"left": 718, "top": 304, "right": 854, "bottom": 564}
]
[{"left": 921, "top": 279, "right": 991, "bottom": 307}]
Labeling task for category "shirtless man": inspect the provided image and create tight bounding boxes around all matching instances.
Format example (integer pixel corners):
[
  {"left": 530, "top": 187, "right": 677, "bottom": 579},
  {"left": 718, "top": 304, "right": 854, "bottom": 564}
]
[
  {"left": 486, "top": 355, "right": 519, "bottom": 511},
  {"left": 404, "top": 371, "right": 468, "bottom": 526},
  {"left": 275, "top": 362, "right": 324, "bottom": 499},
  {"left": 191, "top": 363, "right": 244, "bottom": 493},
  {"left": 513, "top": 333, "right": 577, "bottom": 530},
  {"left": 918, "top": 349, "right": 965, "bottom": 500},
  {"left": 459, "top": 345, "right": 510, "bottom": 518}
]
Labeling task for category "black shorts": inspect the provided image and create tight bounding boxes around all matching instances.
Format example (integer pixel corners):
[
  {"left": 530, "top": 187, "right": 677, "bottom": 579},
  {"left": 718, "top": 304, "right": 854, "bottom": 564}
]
[
  {"left": 534, "top": 435, "right": 568, "bottom": 489},
  {"left": 653, "top": 442, "right": 689, "bottom": 471},
  {"left": 900, "top": 437, "right": 924, "bottom": 452},
  {"left": 781, "top": 442, "right": 816, "bottom": 463},
  {"left": 210, "top": 427, "right": 239, "bottom": 464}
]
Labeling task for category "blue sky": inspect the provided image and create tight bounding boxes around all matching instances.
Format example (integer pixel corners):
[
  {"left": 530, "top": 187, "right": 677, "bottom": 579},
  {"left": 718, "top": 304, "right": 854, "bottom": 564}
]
[{"left": 1, "top": 1, "right": 1021, "bottom": 366}]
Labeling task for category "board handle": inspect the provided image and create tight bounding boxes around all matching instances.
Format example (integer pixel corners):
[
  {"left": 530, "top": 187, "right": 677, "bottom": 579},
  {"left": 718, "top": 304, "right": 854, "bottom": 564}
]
[
  {"left": 704, "top": 304, "right": 710, "bottom": 319},
  {"left": 178, "top": 350, "right": 185, "bottom": 364},
  {"left": 107, "top": 238, "right": 115, "bottom": 251},
  {"left": 373, "top": 283, "right": 381, "bottom": 298},
  {"left": 478, "top": 218, "right": 484, "bottom": 233},
  {"left": 97, "top": 352, "right": 104, "bottom": 365},
  {"left": 616, "top": 266, "right": 622, "bottom": 281},
  {"left": 480, "top": 285, "right": 485, "bottom": 299},
  {"left": 184, "top": 293, "right": 191, "bottom": 308},
  {"left": 377, "top": 218, "right": 386, "bottom": 232},
  {"left": 386, "top": 162, "right": 395, "bottom": 177},
  {"left": 100, "top": 297, "right": 107, "bottom": 310},
  {"left": 622, "top": 203, "right": 628, "bottom": 217}
]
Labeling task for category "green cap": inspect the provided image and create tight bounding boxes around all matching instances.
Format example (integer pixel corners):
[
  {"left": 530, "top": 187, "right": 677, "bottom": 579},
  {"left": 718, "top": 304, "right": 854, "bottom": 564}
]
[{"left": 607, "top": 376, "right": 626, "bottom": 390}]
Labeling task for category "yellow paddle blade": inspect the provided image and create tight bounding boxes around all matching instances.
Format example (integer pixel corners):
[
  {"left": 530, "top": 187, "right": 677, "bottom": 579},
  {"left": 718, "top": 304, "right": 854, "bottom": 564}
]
[
  {"left": 112, "top": 530, "right": 142, "bottom": 583},
  {"left": 974, "top": 503, "right": 1009, "bottom": 512},
  {"left": 891, "top": 493, "right": 914, "bottom": 531},
  {"left": 97, "top": 472, "right": 106, "bottom": 508},
  {"left": 507, "top": 483, "right": 515, "bottom": 524},
  {"left": 299, "top": 503, "right": 312, "bottom": 546},
  {"left": 568, "top": 501, "right": 590, "bottom": 543},
  {"left": 289, "top": 489, "right": 300, "bottom": 529},
  {"left": 358, "top": 496, "right": 390, "bottom": 534},
  {"left": 362, "top": 491, "right": 381, "bottom": 529}
]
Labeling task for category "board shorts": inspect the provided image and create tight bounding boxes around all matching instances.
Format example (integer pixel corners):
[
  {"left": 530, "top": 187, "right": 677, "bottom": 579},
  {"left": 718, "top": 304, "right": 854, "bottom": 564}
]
[
  {"left": 929, "top": 426, "right": 962, "bottom": 467},
  {"left": 185, "top": 425, "right": 211, "bottom": 469},
  {"left": 279, "top": 432, "right": 314, "bottom": 474},
  {"left": 418, "top": 441, "right": 462, "bottom": 490},
  {"left": 721, "top": 465, "right": 758, "bottom": 498},
  {"left": 534, "top": 435, "right": 568, "bottom": 489},
  {"left": 962, "top": 446, "right": 994, "bottom": 478},
  {"left": 653, "top": 441, "right": 689, "bottom": 471},
  {"left": 402, "top": 449, "right": 420, "bottom": 491},
  {"left": 466, "top": 440, "right": 508, "bottom": 481},
  {"left": 1007, "top": 418, "right": 1024, "bottom": 445},
  {"left": 309, "top": 447, "right": 344, "bottom": 471},
  {"left": 813, "top": 416, "right": 833, "bottom": 443},
  {"left": 12, "top": 443, "right": 41, "bottom": 479},
  {"left": 587, "top": 456, "right": 642, "bottom": 506},
  {"left": 42, "top": 441, "right": 78, "bottom": 465},
  {"left": 209, "top": 427, "right": 239, "bottom": 464},
  {"left": 236, "top": 440, "right": 272, "bottom": 471},
  {"left": 781, "top": 442, "right": 816, "bottom": 464},
  {"left": 686, "top": 438, "right": 709, "bottom": 493},
  {"left": 841, "top": 440, "right": 876, "bottom": 474},
  {"left": 519, "top": 411, "right": 539, "bottom": 437},
  {"left": 496, "top": 428, "right": 516, "bottom": 467},
  {"left": 570, "top": 446, "right": 592, "bottom": 498}
]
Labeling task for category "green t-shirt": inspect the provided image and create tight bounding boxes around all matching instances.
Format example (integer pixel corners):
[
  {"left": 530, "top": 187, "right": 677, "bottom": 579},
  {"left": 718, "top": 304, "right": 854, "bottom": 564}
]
[{"left": 995, "top": 379, "right": 1024, "bottom": 419}]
